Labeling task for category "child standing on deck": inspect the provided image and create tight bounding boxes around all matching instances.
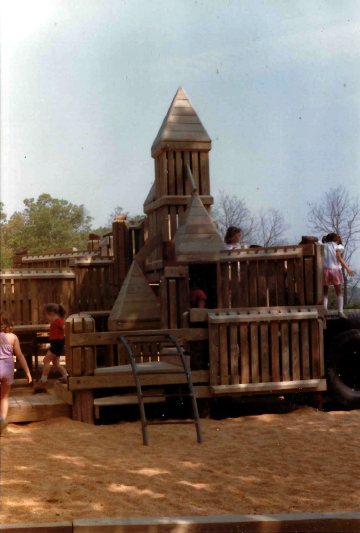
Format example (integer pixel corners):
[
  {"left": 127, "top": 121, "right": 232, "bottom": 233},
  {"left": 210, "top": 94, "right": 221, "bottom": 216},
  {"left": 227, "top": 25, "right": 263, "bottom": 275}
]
[
  {"left": 223, "top": 226, "right": 242, "bottom": 250},
  {"left": 1, "top": 311, "right": 32, "bottom": 434},
  {"left": 34, "top": 304, "right": 68, "bottom": 391},
  {"left": 323, "top": 233, "right": 355, "bottom": 319}
]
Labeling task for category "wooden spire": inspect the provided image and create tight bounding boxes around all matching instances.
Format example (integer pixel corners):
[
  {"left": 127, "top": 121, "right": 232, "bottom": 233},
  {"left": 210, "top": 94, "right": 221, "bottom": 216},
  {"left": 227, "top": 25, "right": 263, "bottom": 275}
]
[
  {"left": 151, "top": 87, "right": 211, "bottom": 158},
  {"left": 173, "top": 193, "right": 223, "bottom": 247},
  {"left": 108, "top": 261, "right": 160, "bottom": 331}
]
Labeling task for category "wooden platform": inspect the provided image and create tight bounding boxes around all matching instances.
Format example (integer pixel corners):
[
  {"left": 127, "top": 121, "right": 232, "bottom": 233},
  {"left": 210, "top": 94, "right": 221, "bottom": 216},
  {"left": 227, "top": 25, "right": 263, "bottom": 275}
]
[{"left": 7, "top": 391, "right": 71, "bottom": 423}]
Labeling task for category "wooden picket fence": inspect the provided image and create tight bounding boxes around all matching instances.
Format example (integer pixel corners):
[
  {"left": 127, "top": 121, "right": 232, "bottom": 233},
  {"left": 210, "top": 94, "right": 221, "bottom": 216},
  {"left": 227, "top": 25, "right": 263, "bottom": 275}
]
[{"left": 208, "top": 308, "right": 325, "bottom": 394}]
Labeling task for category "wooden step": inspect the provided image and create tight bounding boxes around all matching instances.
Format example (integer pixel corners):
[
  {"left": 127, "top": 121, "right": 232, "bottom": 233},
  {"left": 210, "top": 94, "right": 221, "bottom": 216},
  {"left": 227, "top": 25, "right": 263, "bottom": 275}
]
[
  {"left": 94, "top": 391, "right": 166, "bottom": 419},
  {"left": 7, "top": 393, "right": 71, "bottom": 423},
  {"left": 94, "top": 361, "right": 185, "bottom": 375}
]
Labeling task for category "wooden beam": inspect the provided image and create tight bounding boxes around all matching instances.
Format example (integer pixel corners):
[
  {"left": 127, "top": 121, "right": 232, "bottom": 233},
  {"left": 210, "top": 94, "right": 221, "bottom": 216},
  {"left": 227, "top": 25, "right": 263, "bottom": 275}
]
[
  {"left": 68, "top": 328, "right": 208, "bottom": 347},
  {"left": 68, "top": 370, "right": 209, "bottom": 391},
  {"left": 73, "top": 512, "right": 360, "bottom": 533},
  {"left": 0, "top": 522, "right": 72, "bottom": 533},
  {"left": 211, "top": 379, "right": 327, "bottom": 395},
  {"left": 1, "top": 269, "right": 75, "bottom": 279},
  {"left": 190, "top": 306, "right": 325, "bottom": 323}
]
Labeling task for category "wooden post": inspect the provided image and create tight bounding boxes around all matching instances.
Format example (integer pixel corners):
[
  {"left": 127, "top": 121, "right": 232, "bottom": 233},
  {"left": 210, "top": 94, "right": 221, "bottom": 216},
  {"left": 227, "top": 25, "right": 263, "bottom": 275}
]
[{"left": 65, "top": 314, "right": 96, "bottom": 424}]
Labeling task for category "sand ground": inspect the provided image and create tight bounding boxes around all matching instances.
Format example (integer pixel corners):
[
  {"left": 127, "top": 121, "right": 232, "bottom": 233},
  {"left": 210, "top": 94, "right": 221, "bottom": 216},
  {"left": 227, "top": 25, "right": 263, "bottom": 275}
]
[{"left": 1, "top": 407, "right": 360, "bottom": 524}]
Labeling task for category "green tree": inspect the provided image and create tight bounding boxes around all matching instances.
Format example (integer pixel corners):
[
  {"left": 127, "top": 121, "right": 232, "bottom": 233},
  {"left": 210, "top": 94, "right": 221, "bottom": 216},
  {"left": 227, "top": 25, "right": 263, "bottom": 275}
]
[
  {"left": 0, "top": 203, "right": 15, "bottom": 268},
  {"left": 1, "top": 195, "right": 93, "bottom": 266}
]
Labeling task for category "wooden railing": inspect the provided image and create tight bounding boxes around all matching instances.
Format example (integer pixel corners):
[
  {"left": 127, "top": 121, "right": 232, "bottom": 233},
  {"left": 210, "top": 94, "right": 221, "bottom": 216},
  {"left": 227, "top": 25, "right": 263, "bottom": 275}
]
[
  {"left": 218, "top": 244, "right": 324, "bottom": 309},
  {"left": 207, "top": 308, "right": 326, "bottom": 394}
]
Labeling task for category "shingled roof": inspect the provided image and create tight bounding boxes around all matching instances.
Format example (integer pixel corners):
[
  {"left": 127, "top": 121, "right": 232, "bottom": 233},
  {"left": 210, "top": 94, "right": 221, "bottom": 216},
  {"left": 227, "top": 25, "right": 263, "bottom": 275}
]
[
  {"left": 173, "top": 193, "right": 223, "bottom": 247},
  {"left": 151, "top": 87, "right": 211, "bottom": 157}
]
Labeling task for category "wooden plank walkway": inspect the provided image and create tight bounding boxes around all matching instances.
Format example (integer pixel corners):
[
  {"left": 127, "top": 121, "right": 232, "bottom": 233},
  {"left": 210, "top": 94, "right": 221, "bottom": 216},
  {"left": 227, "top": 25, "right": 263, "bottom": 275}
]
[{"left": 7, "top": 391, "right": 71, "bottom": 423}]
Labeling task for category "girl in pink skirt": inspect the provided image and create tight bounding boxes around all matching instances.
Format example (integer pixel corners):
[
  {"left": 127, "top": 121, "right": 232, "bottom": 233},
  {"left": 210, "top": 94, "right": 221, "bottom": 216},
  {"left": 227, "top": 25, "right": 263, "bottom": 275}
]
[
  {"left": 0, "top": 311, "right": 32, "bottom": 434},
  {"left": 323, "top": 233, "right": 355, "bottom": 319}
]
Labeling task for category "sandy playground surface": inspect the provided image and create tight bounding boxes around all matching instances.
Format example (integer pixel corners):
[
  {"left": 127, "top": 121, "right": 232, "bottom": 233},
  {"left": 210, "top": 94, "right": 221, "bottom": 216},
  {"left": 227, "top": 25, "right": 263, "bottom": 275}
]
[{"left": 1, "top": 407, "right": 360, "bottom": 524}]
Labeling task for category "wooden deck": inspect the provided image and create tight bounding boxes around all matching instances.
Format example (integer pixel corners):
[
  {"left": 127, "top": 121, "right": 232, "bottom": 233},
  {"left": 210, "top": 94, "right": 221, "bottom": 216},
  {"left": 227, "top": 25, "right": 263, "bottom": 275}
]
[{"left": 8, "top": 383, "right": 71, "bottom": 423}]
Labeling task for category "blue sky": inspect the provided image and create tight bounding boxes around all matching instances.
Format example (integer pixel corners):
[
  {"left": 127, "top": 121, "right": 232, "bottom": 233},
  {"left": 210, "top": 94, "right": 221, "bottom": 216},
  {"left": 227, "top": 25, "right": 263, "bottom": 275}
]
[{"left": 1, "top": 0, "right": 359, "bottom": 258}]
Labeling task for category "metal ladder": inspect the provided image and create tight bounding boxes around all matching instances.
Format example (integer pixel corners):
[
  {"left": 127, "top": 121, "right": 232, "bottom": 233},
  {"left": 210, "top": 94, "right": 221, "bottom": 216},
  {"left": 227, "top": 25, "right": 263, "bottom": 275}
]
[{"left": 119, "top": 333, "right": 203, "bottom": 446}]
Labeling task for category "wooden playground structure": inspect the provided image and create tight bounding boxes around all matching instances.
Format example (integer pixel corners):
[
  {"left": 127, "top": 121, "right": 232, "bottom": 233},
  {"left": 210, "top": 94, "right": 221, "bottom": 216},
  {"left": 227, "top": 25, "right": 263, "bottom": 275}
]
[{"left": 1, "top": 87, "right": 326, "bottom": 428}]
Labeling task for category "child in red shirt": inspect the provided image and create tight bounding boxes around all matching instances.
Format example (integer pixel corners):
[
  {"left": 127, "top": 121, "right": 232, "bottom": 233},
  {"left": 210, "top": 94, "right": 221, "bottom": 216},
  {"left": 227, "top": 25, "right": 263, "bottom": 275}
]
[
  {"left": 34, "top": 303, "right": 68, "bottom": 391},
  {"left": 190, "top": 287, "right": 207, "bottom": 308}
]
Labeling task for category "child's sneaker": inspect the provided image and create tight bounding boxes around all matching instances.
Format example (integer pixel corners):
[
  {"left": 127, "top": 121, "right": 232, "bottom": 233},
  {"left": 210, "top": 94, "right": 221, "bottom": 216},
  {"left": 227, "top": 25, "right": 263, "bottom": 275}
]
[
  {"left": 59, "top": 376, "right": 68, "bottom": 384},
  {"left": 0, "top": 417, "right": 8, "bottom": 436},
  {"left": 338, "top": 312, "right": 348, "bottom": 319},
  {"left": 34, "top": 380, "right": 48, "bottom": 392}
]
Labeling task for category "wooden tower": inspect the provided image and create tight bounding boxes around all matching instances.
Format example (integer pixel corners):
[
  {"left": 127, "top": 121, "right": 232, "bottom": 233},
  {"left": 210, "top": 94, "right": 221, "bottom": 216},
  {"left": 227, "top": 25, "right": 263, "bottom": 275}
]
[{"left": 144, "top": 87, "right": 214, "bottom": 265}]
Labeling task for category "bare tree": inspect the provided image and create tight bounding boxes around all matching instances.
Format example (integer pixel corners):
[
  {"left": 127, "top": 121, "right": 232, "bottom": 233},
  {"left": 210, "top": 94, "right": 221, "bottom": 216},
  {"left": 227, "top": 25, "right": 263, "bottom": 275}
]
[
  {"left": 256, "top": 208, "right": 290, "bottom": 247},
  {"left": 308, "top": 186, "right": 360, "bottom": 304},
  {"left": 212, "top": 190, "right": 257, "bottom": 243},
  {"left": 347, "top": 274, "right": 360, "bottom": 307}
]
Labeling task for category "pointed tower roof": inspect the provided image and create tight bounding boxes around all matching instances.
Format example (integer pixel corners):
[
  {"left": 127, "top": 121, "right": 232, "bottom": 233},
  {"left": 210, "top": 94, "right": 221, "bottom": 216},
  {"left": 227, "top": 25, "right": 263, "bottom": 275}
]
[
  {"left": 144, "top": 180, "right": 156, "bottom": 206},
  {"left": 108, "top": 261, "right": 160, "bottom": 331},
  {"left": 173, "top": 194, "right": 223, "bottom": 247},
  {"left": 151, "top": 87, "right": 211, "bottom": 158}
]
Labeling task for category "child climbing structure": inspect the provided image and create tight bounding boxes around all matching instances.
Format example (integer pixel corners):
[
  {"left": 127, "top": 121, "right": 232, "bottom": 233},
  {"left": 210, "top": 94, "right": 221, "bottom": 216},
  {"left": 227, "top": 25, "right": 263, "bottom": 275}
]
[{"left": 2, "top": 87, "right": 326, "bottom": 428}]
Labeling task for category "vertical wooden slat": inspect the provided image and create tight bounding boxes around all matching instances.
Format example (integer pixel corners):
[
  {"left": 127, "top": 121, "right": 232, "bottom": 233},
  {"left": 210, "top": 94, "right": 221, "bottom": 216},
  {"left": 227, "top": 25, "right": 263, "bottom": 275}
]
[
  {"left": 219, "top": 324, "right": 229, "bottom": 385},
  {"left": 178, "top": 271, "right": 190, "bottom": 318},
  {"left": 276, "top": 261, "right": 286, "bottom": 306},
  {"left": 281, "top": 322, "right": 290, "bottom": 381},
  {"left": 160, "top": 277, "right": 168, "bottom": 329},
  {"left": 287, "top": 260, "right": 295, "bottom": 305},
  {"left": 260, "top": 323, "right": 270, "bottom": 382},
  {"left": 270, "top": 322, "right": 280, "bottom": 382},
  {"left": 304, "top": 257, "right": 315, "bottom": 305},
  {"left": 175, "top": 152, "right": 183, "bottom": 196},
  {"left": 168, "top": 279, "right": 178, "bottom": 329},
  {"left": 248, "top": 262, "right": 258, "bottom": 307},
  {"left": 159, "top": 151, "right": 168, "bottom": 197},
  {"left": 209, "top": 324, "right": 220, "bottom": 386},
  {"left": 250, "top": 324, "right": 259, "bottom": 383},
  {"left": 229, "top": 324, "right": 239, "bottom": 384},
  {"left": 167, "top": 151, "right": 177, "bottom": 240},
  {"left": 319, "top": 319, "right": 325, "bottom": 378},
  {"left": 301, "top": 321, "right": 311, "bottom": 380},
  {"left": 199, "top": 152, "right": 210, "bottom": 195},
  {"left": 239, "top": 262, "right": 249, "bottom": 307},
  {"left": 258, "top": 261, "right": 267, "bottom": 307},
  {"left": 29, "top": 280, "right": 38, "bottom": 324},
  {"left": 183, "top": 151, "right": 191, "bottom": 195},
  {"left": 160, "top": 205, "right": 169, "bottom": 243},
  {"left": 315, "top": 243, "right": 324, "bottom": 305},
  {"left": 230, "top": 262, "right": 240, "bottom": 308},
  {"left": 295, "top": 258, "right": 305, "bottom": 305},
  {"left": 220, "top": 263, "right": 230, "bottom": 308},
  {"left": 240, "top": 324, "right": 250, "bottom": 384},
  {"left": 155, "top": 157, "right": 161, "bottom": 200},
  {"left": 311, "top": 319, "right": 321, "bottom": 378},
  {"left": 191, "top": 151, "right": 200, "bottom": 191},
  {"left": 268, "top": 262, "right": 277, "bottom": 306},
  {"left": 291, "top": 321, "right": 300, "bottom": 380}
]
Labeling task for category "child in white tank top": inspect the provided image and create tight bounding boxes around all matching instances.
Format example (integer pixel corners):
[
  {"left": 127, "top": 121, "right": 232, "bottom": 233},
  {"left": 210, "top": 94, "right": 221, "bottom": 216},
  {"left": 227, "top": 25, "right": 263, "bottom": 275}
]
[{"left": 322, "top": 233, "right": 354, "bottom": 318}]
